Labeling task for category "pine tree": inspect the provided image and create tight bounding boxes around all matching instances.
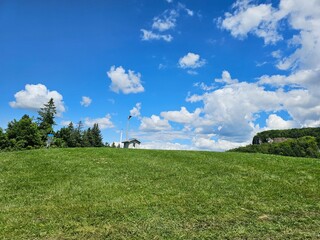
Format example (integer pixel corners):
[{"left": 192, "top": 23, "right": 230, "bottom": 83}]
[
  {"left": 81, "top": 129, "right": 91, "bottom": 147},
  {"left": 91, "top": 123, "right": 103, "bottom": 147},
  {"left": 75, "top": 121, "right": 83, "bottom": 147},
  {"left": 37, "top": 98, "right": 57, "bottom": 142}
]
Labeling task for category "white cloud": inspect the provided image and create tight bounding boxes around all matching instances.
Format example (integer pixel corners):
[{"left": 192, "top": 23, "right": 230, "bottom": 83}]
[
  {"left": 276, "top": 0, "right": 320, "bottom": 70},
  {"left": 60, "top": 120, "right": 71, "bottom": 127},
  {"left": 192, "top": 137, "right": 248, "bottom": 152},
  {"left": 187, "top": 70, "right": 198, "bottom": 75},
  {"left": 140, "top": 115, "right": 172, "bottom": 132},
  {"left": 161, "top": 107, "right": 202, "bottom": 124},
  {"left": 140, "top": 141, "right": 190, "bottom": 150},
  {"left": 271, "top": 50, "right": 282, "bottom": 59},
  {"left": 152, "top": 10, "right": 177, "bottom": 32},
  {"left": 220, "top": 0, "right": 283, "bottom": 44},
  {"left": 266, "top": 114, "right": 298, "bottom": 130},
  {"left": 193, "top": 82, "right": 215, "bottom": 91},
  {"left": 220, "top": 0, "right": 320, "bottom": 70},
  {"left": 187, "top": 80, "right": 282, "bottom": 142},
  {"left": 178, "top": 52, "right": 206, "bottom": 69},
  {"left": 140, "top": 29, "right": 173, "bottom": 42},
  {"left": 107, "top": 66, "right": 144, "bottom": 94},
  {"left": 130, "top": 103, "right": 142, "bottom": 118},
  {"left": 9, "top": 84, "right": 65, "bottom": 116},
  {"left": 178, "top": 3, "right": 194, "bottom": 16},
  {"left": 141, "top": 3, "right": 193, "bottom": 42},
  {"left": 259, "top": 69, "right": 320, "bottom": 88},
  {"left": 80, "top": 96, "right": 92, "bottom": 107},
  {"left": 84, "top": 114, "right": 114, "bottom": 130},
  {"left": 215, "top": 71, "right": 238, "bottom": 85}
]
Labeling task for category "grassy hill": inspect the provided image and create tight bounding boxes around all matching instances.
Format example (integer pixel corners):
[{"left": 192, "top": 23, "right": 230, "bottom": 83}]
[{"left": 0, "top": 148, "right": 319, "bottom": 239}]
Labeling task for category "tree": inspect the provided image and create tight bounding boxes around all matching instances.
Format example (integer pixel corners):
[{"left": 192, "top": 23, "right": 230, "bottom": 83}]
[
  {"left": 74, "top": 121, "right": 83, "bottom": 147},
  {"left": 91, "top": 123, "right": 103, "bottom": 147},
  {"left": 55, "top": 122, "right": 78, "bottom": 147},
  {"left": 0, "top": 128, "right": 9, "bottom": 150},
  {"left": 37, "top": 98, "right": 57, "bottom": 141},
  {"left": 81, "top": 129, "right": 91, "bottom": 147},
  {"left": 6, "top": 115, "right": 42, "bottom": 149}
]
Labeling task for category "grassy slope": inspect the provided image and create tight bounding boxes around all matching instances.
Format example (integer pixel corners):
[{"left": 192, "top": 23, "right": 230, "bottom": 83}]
[{"left": 0, "top": 148, "right": 319, "bottom": 239}]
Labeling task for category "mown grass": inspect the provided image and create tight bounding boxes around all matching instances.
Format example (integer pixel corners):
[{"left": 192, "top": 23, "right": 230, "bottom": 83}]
[{"left": 0, "top": 148, "right": 319, "bottom": 239}]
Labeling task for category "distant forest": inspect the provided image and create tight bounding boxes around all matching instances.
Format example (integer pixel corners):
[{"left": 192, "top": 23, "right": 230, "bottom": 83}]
[
  {"left": 230, "top": 128, "right": 320, "bottom": 158},
  {"left": 0, "top": 99, "right": 110, "bottom": 151}
]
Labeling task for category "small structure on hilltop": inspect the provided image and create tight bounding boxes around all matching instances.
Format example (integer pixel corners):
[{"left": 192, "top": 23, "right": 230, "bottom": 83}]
[{"left": 122, "top": 138, "right": 141, "bottom": 149}]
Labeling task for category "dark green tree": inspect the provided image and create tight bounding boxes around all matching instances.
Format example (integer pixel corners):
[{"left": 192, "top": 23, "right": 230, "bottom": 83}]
[
  {"left": 55, "top": 122, "right": 78, "bottom": 147},
  {"left": 6, "top": 115, "right": 42, "bottom": 149},
  {"left": 91, "top": 123, "right": 103, "bottom": 147},
  {"left": 0, "top": 128, "right": 9, "bottom": 150},
  {"left": 81, "top": 129, "right": 91, "bottom": 147},
  {"left": 37, "top": 98, "right": 57, "bottom": 142},
  {"left": 74, "top": 121, "right": 83, "bottom": 147}
]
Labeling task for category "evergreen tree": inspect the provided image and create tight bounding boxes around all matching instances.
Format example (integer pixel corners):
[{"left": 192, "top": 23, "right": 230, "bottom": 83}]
[
  {"left": 37, "top": 98, "right": 57, "bottom": 142},
  {"left": 81, "top": 129, "right": 91, "bottom": 147},
  {"left": 87, "top": 127, "right": 94, "bottom": 147},
  {"left": 91, "top": 123, "right": 103, "bottom": 147},
  {"left": 6, "top": 115, "right": 42, "bottom": 149},
  {"left": 67, "top": 122, "right": 77, "bottom": 147},
  {"left": 74, "top": 121, "right": 83, "bottom": 147}
]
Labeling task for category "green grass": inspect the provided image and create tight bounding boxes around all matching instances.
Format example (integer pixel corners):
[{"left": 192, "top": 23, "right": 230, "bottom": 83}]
[{"left": 0, "top": 148, "right": 319, "bottom": 239}]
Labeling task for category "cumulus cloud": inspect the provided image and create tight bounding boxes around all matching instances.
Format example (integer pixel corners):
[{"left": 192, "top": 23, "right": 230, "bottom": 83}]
[
  {"left": 130, "top": 103, "right": 142, "bottom": 118},
  {"left": 141, "top": 29, "right": 173, "bottom": 42},
  {"left": 9, "top": 84, "right": 65, "bottom": 116},
  {"left": 266, "top": 114, "right": 298, "bottom": 130},
  {"left": 140, "top": 115, "right": 172, "bottom": 132},
  {"left": 80, "top": 96, "right": 92, "bottom": 107},
  {"left": 140, "top": 141, "right": 190, "bottom": 150},
  {"left": 192, "top": 137, "right": 248, "bottom": 152},
  {"left": 187, "top": 79, "right": 282, "bottom": 141},
  {"left": 107, "top": 66, "right": 144, "bottom": 94},
  {"left": 220, "top": 0, "right": 320, "bottom": 70},
  {"left": 84, "top": 114, "right": 114, "bottom": 129},
  {"left": 215, "top": 71, "right": 238, "bottom": 85},
  {"left": 178, "top": 52, "right": 206, "bottom": 69},
  {"left": 161, "top": 107, "right": 202, "bottom": 124},
  {"left": 220, "top": 0, "right": 283, "bottom": 44}
]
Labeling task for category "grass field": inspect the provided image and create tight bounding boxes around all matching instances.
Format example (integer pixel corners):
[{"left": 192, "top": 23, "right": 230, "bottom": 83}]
[{"left": 0, "top": 148, "right": 319, "bottom": 239}]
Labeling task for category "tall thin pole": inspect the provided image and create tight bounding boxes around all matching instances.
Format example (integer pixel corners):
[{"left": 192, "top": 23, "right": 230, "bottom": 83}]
[
  {"left": 120, "top": 129, "right": 123, "bottom": 143},
  {"left": 126, "top": 116, "right": 132, "bottom": 140}
]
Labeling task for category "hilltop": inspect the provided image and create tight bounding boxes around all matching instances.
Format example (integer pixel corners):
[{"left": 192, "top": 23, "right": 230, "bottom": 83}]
[
  {"left": 0, "top": 148, "right": 319, "bottom": 239},
  {"left": 231, "top": 127, "right": 320, "bottom": 158}
]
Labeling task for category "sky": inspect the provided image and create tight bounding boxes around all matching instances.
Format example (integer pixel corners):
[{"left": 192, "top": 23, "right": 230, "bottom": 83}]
[{"left": 1, "top": 0, "right": 320, "bottom": 151}]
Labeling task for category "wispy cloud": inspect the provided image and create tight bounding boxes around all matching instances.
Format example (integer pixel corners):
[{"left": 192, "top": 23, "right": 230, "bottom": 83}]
[{"left": 80, "top": 96, "right": 92, "bottom": 107}]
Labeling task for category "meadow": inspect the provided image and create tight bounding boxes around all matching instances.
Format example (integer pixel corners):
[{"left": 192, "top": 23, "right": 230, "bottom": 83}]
[{"left": 0, "top": 148, "right": 319, "bottom": 239}]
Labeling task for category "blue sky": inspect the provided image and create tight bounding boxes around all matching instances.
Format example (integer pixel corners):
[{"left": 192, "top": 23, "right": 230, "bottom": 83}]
[{"left": 1, "top": 0, "right": 320, "bottom": 150}]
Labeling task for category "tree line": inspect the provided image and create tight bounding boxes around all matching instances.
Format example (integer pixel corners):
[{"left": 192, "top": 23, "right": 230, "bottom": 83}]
[
  {"left": 230, "top": 128, "right": 320, "bottom": 158},
  {"left": 0, "top": 99, "right": 106, "bottom": 151}
]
